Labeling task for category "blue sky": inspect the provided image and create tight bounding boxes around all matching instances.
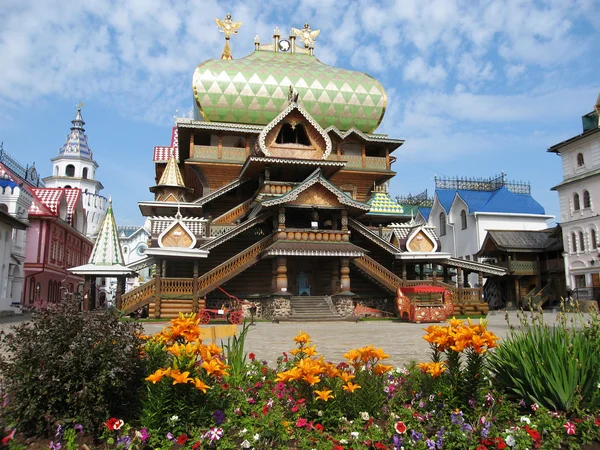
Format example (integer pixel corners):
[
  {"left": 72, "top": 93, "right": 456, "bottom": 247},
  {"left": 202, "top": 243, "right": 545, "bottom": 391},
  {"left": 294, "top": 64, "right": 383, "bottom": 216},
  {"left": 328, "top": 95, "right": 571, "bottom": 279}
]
[{"left": 1, "top": 0, "right": 599, "bottom": 226}]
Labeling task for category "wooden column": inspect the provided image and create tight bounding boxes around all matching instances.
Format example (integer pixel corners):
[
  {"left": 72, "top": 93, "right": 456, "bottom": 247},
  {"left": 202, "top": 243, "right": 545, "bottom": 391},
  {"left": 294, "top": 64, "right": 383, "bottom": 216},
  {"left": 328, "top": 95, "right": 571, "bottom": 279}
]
[
  {"left": 271, "top": 259, "right": 278, "bottom": 293},
  {"left": 337, "top": 143, "right": 342, "bottom": 160},
  {"left": 478, "top": 271, "right": 484, "bottom": 303},
  {"left": 331, "top": 259, "right": 340, "bottom": 294},
  {"left": 83, "top": 276, "right": 91, "bottom": 311},
  {"left": 192, "top": 260, "right": 199, "bottom": 313},
  {"left": 115, "top": 277, "right": 123, "bottom": 310},
  {"left": 443, "top": 266, "right": 448, "bottom": 283},
  {"left": 402, "top": 262, "right": 407, "bottom": 287},
  {"left": 278, "top": 207, "right": 286, "bottom": 230},
  {"left": 245, "top": 134, "right": 251, "bottom": 158},
  {"left": 340, "top": 257, "right": 351, "bottom": 292},
  {"left": 154, "top": 259, "right": 162, "bottom": 318},
  {"left": 361, "top": 144, "right": 366, "bottom": 168},
  {"left": 385, "top": 148, "right": 390, "bottom": 170},
  {"left": 457, "top": 267, "right": 464, "bottom": 313},
  {"left": 189, "top": 132, "right": 195, "bottom": 158},
  {"left": 432, "top": 265, "right": 437, "bottom": 282},
  {"left": 217, "top": 134, "right": 223, "bottom": 159},
  {"left": 276, "top": 256, "right": 288, "bottom": 293},
  {"left": 341, "top": 210, "right": 348, "bottom": 231}
]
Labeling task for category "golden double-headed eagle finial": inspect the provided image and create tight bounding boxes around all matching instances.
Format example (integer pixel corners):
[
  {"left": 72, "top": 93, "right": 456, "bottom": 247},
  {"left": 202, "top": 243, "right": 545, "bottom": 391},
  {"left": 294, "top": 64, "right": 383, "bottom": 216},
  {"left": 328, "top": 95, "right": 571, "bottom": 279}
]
[
  {"left": 291, "top": 22, "right": 320, "bottom": 48},
  {"left": 215, "top": 13, "right": 242, "bottom": 39}
]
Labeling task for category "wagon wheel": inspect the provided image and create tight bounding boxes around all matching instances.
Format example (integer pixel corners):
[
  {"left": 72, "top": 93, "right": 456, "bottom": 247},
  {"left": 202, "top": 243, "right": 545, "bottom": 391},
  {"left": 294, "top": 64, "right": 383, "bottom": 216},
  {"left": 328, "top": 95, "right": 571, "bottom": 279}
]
[
  {"left": 227, "top": 309, "right": 244, "bottom": 325},
  {"left": 199, "top": 310, "right": 211, "bottom": 324}
]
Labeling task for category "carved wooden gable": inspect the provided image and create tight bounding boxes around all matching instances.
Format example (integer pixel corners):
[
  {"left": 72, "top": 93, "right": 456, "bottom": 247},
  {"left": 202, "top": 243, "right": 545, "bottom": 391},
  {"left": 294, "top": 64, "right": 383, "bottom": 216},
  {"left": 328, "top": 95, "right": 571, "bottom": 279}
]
[
  {"left": 158, "top": 221, "right": 197, "bottom": 248},
  {"left": 288, "top": 184, "right": 345, "bottom": 208},
  {"left": 407, "top": 230, "right": 436, "bottom": 252}
]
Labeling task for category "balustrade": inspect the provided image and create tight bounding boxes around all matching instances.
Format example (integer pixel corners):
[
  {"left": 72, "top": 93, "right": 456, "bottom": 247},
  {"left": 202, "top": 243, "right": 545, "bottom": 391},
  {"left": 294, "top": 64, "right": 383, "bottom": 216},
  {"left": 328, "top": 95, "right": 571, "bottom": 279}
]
[
  {"left": 193, "top": 145, "right": 246, "bottom": 162},
  {"left": 213, "top": 199, "right": 252, "bottom": 224},
  {"left": 121, "top": 279, "right": 156, "bottom": 313},
  {"left": 161, "top": 278, "right": 194, "bottom": 295},
  {"left": 276, "top": 228, "right": 351, "bottom": 242},
  {"left": 326, "top": 154, "right": 390, "bottom": 170}
]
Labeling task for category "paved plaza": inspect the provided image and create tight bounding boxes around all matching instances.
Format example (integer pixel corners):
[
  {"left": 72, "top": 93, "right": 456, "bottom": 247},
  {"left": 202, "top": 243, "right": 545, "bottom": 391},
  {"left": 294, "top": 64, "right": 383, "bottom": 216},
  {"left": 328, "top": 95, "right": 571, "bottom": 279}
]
[{"left": 0, "top": 311, "right": 586, "bottom": 368}]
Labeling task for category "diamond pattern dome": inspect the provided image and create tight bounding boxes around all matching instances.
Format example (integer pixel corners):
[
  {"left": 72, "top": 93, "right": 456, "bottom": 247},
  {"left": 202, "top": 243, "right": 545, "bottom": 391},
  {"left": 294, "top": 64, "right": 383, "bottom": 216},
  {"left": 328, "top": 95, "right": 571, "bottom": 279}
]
[
  {"left": 193, "top": 51, "right": 387, "bottom": 133},
  {"left": 58, "top": 108, "right": 93, "bottom": 159}
]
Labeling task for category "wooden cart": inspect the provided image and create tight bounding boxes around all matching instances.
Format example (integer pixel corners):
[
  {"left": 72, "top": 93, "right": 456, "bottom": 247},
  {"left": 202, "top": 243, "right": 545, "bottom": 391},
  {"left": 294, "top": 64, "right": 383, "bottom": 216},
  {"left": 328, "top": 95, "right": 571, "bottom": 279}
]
[{"left": 396, "top": 285, "right": 454, "bottom": 323}]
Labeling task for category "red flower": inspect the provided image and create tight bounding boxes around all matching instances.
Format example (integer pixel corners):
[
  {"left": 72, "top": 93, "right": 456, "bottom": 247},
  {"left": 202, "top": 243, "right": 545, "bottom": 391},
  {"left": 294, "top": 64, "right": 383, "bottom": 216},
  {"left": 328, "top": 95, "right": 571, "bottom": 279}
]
[
  {"left": 177, "top": 434, "right": 188, "bottom": 445},
  {"left": 1, "top": 429, "right": 16, "bottom": 446},
  {"left": 333, "top": 446, "right": 344, "bottom": 450},
  {"left": 314, "top": 423, "right": 324, "bottom": 432},
  {"left": 105, "top": 418, "right": 124, "bottom": 431},
  {"left": 596, "top": 417, "right": 600, "bottom": 427},
  {"left": 394, "top": 421, "right": 407, "bottom": 434},
  {"left": 262, "top": 405, "right": 269, "bottom": 416},
  {"left": 476, "top": 446, "right": 488, "bottom": 450},
  {"left": 296, "top": 417, "right": 308, "bottom": 428},
  {"left": 191, "top": 441, "right": 201, "bottom": 450},
  {"left": 375, "top": 442, "right": 387, "bottom": 449},
  {"left": 249, "top": 352, "right": 256, "bottom": 360},
  {"left": 525, "top": 425, "right": 541, "bottom": 441},
  {"left": 564, "top": 421, "right": 576, "bottom": 435}
]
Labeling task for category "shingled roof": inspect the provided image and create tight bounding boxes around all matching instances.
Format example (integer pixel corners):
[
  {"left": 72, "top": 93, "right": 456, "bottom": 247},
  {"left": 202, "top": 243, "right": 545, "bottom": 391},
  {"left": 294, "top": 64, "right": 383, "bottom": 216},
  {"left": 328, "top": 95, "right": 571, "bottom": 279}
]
[{"left": 478, "top": 229, "right": 556, "bottom": 254}]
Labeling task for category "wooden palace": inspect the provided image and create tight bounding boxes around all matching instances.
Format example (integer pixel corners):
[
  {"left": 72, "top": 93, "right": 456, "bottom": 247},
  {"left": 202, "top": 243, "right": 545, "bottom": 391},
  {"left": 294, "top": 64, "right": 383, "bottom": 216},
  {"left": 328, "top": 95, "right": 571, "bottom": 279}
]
[{"left": 121, "top": 16, "right": 507, "bottom": 320}]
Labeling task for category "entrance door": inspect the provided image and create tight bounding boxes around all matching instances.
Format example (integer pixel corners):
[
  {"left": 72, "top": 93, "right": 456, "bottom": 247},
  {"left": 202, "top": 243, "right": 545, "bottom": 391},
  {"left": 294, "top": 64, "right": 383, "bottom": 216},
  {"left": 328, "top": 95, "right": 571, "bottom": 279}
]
[{"left": 592, "top": 273, "right": 600, "bottom": 287}]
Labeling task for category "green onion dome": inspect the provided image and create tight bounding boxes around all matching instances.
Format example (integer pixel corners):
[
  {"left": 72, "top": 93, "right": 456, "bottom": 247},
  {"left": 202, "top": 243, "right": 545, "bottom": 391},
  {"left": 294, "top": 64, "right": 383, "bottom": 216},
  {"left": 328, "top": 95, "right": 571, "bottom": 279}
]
[{"left": 193, "top": 50, "right": 387, "bottom": 133}]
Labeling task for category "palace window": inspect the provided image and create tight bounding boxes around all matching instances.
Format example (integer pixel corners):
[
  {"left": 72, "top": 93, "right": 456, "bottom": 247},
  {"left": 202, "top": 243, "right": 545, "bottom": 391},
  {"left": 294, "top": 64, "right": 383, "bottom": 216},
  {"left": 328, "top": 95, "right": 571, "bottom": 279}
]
[
  {"left": 29, "top": 277, "right": 35, "bottom": 303},
  {"left": 276, "top": 123, "right": 310, "bottom": 146},
  {"left": 583, "top": 190, "right": 591, "bottom": 208},
  {"left": 65, "top": 164, "right": 75, "bottom": 177},
  {"left": 580, "top": 231, "right": 586, "bottom": 251},
  {"left": 439, "top": 212, "right": 447, "bottom": 236},
  {"left": 572, "top": 232, "right": 578, "bottom": 252},
  {"left": 82, "top": 167, "right": 88, "bottom": 179},
  {"left": 592, "top": 229, "right": 597, "bottom": 250},
  {"left": 574, "top": 193, "right": 581, "bottom": 211},
  {"left": 577, "top": 152, "right": 585, "bottom": 167},
  {"left": 48, "top": 281, "right": 53, "bottom": 302},
  {"left": 460, "top": 209, "right": 467, "bottom": 230}
]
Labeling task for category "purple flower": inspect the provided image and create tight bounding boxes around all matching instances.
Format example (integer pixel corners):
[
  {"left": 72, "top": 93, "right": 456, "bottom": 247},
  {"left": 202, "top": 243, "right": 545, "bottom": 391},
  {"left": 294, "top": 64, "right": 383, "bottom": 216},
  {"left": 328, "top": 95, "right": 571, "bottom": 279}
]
[
  {"left": 49, "top": 441, "right": 62, "bottom": 450},
  {"left": 213, "top": 409, "right": 225, "bottom": 425},
  {"left": 166, "top": 432, "right": 175, "bottom": 441},
  {"left": 451, "top": 410, "right": 464, "bottom": 425},
  {"left": 74, "top": 424, "right": 84, "bottom": 433},
  {"left": 136, "top": 428, "right": 149, "bottom": 443},
  {"left": 117, "top": 436, "right": 131, "bottom": 449},
  {"left": 518, "top": 398, "right": 526, "bottom": 408},
  {"left": 411, "top": 430, "right": 423, "bottom": 442},
  {"left": 392, "top": 434, "right": 404, "bottom": 449},
  {"left": 436, "top": 426, "right": 445, "bottom": 448},
  {"left": 485, "top": 392, "right": 495, "bottom": 406},
  {"left": 468, "top": 397, "right": 476, "bottom": 408},
  {"left": 462, "top": 423, "right": 473, "bottom": 433},
  {"left": 481, "top": 421, "right": 491, "bottom": 438},
  {"left": 426, "top": 438, "right": 436, "bottom": 449},
  {"left": 55, "top": 425, "right": 63, "bottom": 437}
]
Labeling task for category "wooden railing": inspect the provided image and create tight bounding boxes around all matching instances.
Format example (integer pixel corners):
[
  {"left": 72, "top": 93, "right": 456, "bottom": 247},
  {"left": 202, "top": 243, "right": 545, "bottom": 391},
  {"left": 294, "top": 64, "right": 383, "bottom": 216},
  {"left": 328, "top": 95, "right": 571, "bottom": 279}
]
[
  {"left": 348, "top": 218, "right": 400, "bottom": 255},
  {"left": 461, "top": 288, "right": 482, "bottom": 304},
  {"left": 121, "top": 278, "right": 156, "bottom": 314},
  {"left": 193, "top": 145, "right": 246, "bottom": 162},
  {"left": 327, "top": 155, "right": 390, "bottom": 171},
  {"left": 209, "top": 225, "right": 236, "bottom": 237},
  {"left": 352, "top": 255, "right": 402, "bottom": 293},
  {"left": 277, "top": 228, "right": 351, "bottom": 242},
  {"left": 213, "top": 199, "right": 253, "bottom": 224},
  {"left": 197, "top": 235, "right": 273, "bottom": 296},
  {"left": 202, "top": 213, "right": 269, "bottom": 251},
  {"left": 495, "top": 260, "right": 539, "bottom": 275},
  {"left": 161, "top": 278, "right": 194, "bottom": 296}
]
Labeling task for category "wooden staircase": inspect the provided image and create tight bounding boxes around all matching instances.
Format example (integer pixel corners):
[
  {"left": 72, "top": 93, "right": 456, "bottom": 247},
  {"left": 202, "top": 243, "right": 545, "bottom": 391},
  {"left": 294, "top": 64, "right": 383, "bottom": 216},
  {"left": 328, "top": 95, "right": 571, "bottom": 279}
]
[
  {"left": 351, "top": 255, "right": 401, "bottom": 293},
  {"left": 524, "top": 281, "right": 553, "bottom": 310},
  {"left": 120, "top": 234, "right": 274, "bottom": 316}
]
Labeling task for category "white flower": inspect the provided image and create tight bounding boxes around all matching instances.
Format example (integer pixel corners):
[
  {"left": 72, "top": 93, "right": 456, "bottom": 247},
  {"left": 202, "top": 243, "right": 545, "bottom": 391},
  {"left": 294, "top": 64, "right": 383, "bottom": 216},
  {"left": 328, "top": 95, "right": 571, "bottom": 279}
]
[
  {"left": 520, "top": 416, "right": 531, "bottom": 424},
  {"left": 169, "top": 415, "right": 179, "bottom": 424},
  {"left": 350, "top": 431, "right": 359, "bottom": 438},
  {"left": 360, "top": 412, "right": 370, "bottom": 421},
  {"left": 339, "top": 439, "right": 348, "bottom": 444},
  {"left": 317, "top": 410, "right": 323, "bottom": 417},
  {"left": 253, "top": 433, "right": 260, "bottom": 442},
  {"left": 238, "top": 428, "right": 248, "bottom": 436},
  {"left": 240, "top": 439, "right": 251, "bottom": 449},
  {"left": 505, "top": 434, "right": 516, "bottom": 447}
]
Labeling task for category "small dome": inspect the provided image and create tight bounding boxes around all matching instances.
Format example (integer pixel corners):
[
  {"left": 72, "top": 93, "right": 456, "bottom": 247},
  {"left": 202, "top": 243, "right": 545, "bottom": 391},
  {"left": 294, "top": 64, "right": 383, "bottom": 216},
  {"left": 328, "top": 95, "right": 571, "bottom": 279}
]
[
  {"left": 58, "top": 107, "right": 93, "bottom": 159},
  {"left": 193, "top": 51, "right": 387, "bottom": 133}
]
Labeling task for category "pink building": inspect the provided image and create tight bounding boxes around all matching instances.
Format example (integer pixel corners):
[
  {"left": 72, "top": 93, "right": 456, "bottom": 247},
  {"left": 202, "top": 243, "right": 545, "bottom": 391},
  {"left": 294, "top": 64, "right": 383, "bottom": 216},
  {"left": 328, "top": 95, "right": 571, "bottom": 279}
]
[{"left": 24, "top": 188, "right": 92, "bottom": 306}]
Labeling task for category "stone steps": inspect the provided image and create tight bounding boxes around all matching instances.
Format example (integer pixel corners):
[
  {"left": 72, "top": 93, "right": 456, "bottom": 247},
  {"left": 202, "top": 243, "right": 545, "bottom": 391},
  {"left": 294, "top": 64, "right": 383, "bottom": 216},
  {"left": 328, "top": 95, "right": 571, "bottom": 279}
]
[{"left": 289, "top": 296, "right": 341, "bottom": 321}]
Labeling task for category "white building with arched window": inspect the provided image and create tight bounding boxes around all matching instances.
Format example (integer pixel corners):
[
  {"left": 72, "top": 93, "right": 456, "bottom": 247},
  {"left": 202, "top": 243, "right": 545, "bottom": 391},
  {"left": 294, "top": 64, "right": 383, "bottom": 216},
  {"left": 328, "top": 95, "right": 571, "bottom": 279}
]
[
  {"left": 549, "top": 93, "right": 600, "bottom": 294},
  {"left": 43, "top": 107, "right": 107, "bottom": 237}
]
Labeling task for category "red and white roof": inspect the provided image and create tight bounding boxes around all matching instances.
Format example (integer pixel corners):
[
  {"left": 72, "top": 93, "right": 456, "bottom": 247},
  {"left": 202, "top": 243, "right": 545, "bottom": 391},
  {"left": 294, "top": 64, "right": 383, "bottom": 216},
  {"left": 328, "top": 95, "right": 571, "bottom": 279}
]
[
  {"left": 153, "top": 127, "right": 179, "bottom": 162},
  {"left": 29, "top": 188, "right": 82, "bottom": 226}
]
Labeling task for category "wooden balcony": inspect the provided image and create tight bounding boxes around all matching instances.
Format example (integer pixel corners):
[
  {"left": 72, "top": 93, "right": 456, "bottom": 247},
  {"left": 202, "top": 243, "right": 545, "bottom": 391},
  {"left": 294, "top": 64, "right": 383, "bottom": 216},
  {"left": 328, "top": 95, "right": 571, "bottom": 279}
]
[
  {"left": 192, "top": 145, "right": 247, "bottom": 162},
  {"left": 327, "top": 154, "right": 391, "bottom": 171},
  {"left": 495, "top": 260, "right": 539, "bottom": 275},
  {"left": 276, "top": 228, "right": 351, "bottom": 242}
]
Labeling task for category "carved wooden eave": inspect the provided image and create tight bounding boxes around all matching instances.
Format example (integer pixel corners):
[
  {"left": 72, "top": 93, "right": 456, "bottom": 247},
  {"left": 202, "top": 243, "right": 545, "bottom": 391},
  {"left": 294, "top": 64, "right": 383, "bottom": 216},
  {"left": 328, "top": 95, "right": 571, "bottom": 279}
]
[
  {"left": 158, "top": 218, "right": 198, "bottom": 249},
  {"left": 260, "top": 169, "right": 370, "bottom": 212},
  {"left": 138, "top": 201, "right": 203, "bottom": 217},
  {"left": 325, "top": 126, "right": 404, "bottom": 151},
  {"left": 176, "top": 118, "right": 263, "bottom": 134},
  {"left": 445, "top": 257, "right": 508, "bottom": 276},
  {"left": 264, "top": 240, "right": 366, "bottom": 257},
  {"left": 404, "top": 226, "right": 439, "bottom": 253},
  {"left": 388, "top": 222, "right": 440, "bottom": 253},
  {"left": 238, "top": 156, "right": 345, "bottom": 179},
  {"left": 258, "top": 102, "right": 332, "bottom": 158},
  {"left": 192, "top": 177, "right": 250, "bottom": 206},
  {"left": 151, "top": 215, "right": 207, "bottom": 239}
]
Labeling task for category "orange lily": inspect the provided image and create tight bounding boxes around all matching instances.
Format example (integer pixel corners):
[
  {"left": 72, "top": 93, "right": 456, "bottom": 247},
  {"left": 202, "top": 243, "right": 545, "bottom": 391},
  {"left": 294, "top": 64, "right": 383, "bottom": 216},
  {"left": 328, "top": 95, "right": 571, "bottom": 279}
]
[
  {"left": 342, "top": 381, "right": 361, "bottom": 393},
  {"left": 314, "top": 389, "right": 334, "bottom": 401},
  {"left": 193, "top": 377, "right": 210, "bottom": 393}
]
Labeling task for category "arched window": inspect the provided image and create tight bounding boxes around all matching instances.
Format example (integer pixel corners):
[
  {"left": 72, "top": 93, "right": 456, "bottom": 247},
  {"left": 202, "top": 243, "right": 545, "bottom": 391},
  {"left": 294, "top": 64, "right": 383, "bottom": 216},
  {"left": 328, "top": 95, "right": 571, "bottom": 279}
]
[
  {"left": 65, "top": 164, "right": 75, "bottom": 177},
  {"left": 580, "top": 231, "right": 585, "bottom": 252},
  {"left": 439, "top": 212, "right": 447, "bottom": 236},
  {"left": 48, "top": 281, "right": 53, "bottom": 302},
  {"left": 577, "top": 153, "right": 585, "bottom": 167},
  {"left": 29, "top": 277, "right": 35, "bottom": 303},
  {"left": 572, "top": 232, "right": 578, "bottom": 252},
  {"left": 82, "top": 167, "right": 88, "bottom": 179},
  {"left": 583, "top": 190, "right": 591, "bottom": 208},
  {"left": 592, "top": 229, "right": 597, "bottom": 250},
  {"left": 574, "top": 193, "right": 581, "bottom": 211},
  {"left": 276, "top": 123, "right": 310, "bottom": 145},
  {"left": 460, "top": 210, "right": 467, "bottom": 230}
]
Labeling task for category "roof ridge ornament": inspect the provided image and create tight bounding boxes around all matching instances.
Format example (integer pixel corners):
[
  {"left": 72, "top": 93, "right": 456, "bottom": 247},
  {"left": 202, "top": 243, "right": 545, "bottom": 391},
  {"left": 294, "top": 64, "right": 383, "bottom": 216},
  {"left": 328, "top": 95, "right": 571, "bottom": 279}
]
[
  {"left": 291, "top": 22, "right": 320, "bottom": 55},
  {"left": 215, "top": 13, "right": 242, "bottom": 60},
  {"left": 287, "top": 85, "right": 299, "bottom": 104}
]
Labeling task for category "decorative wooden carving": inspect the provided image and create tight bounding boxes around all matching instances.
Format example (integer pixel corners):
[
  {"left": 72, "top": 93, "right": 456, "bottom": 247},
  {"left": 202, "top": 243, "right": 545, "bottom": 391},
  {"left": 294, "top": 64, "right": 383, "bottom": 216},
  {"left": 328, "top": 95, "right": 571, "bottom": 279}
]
[
  {"left": 160, "top": 223, "right": 195, "bottom": 248},
  {"left": 288, "top": 184, "right": 344, "bottom": 208},
  {"left": 407, "top": 231, "right": 435, "bottom": 252}
]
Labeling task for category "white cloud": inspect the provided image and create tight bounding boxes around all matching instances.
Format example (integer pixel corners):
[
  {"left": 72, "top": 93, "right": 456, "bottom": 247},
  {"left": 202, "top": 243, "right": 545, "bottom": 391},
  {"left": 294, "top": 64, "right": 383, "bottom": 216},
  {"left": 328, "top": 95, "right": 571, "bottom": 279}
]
[{"left": 403, "top": 57, "right": 447, "bottom": 86}]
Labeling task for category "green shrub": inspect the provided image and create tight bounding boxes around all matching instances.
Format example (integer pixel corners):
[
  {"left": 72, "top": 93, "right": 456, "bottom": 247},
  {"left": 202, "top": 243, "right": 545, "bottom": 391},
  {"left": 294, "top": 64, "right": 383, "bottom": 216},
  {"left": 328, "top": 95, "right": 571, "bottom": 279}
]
[
  {"left": 488, "top": 310, "right": 600, "bottom": 413},
  {"left": 0, "top": 301, "right": 145, "bottom": 435}
]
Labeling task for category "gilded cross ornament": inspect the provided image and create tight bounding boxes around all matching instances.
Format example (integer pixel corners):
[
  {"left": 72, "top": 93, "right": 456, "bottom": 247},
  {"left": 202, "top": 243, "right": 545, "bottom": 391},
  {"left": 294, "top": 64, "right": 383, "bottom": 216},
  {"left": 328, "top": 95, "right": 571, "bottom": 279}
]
[
  {"left": 215, "top": 13, "right": 242, "bottom": 39},
  {"left": 76, "top": 101, "right": 84, "bottom": 110},
  {"left": 291, "top": 22, "right": 320, "bottom": 48}
]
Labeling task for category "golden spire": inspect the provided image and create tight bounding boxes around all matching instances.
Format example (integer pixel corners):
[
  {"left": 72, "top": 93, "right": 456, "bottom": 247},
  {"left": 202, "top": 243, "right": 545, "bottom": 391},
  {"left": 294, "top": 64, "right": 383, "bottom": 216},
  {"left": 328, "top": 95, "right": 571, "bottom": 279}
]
[{"left": 215, "top": 13, "right": 242, "bottom": 60}]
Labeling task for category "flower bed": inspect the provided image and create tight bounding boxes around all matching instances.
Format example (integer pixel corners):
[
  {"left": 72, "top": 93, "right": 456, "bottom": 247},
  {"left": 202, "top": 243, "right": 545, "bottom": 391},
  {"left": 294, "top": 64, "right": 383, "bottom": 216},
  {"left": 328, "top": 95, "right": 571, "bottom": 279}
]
[{"left": 2, "top": 308, "right": 600, "bottom": 449}]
